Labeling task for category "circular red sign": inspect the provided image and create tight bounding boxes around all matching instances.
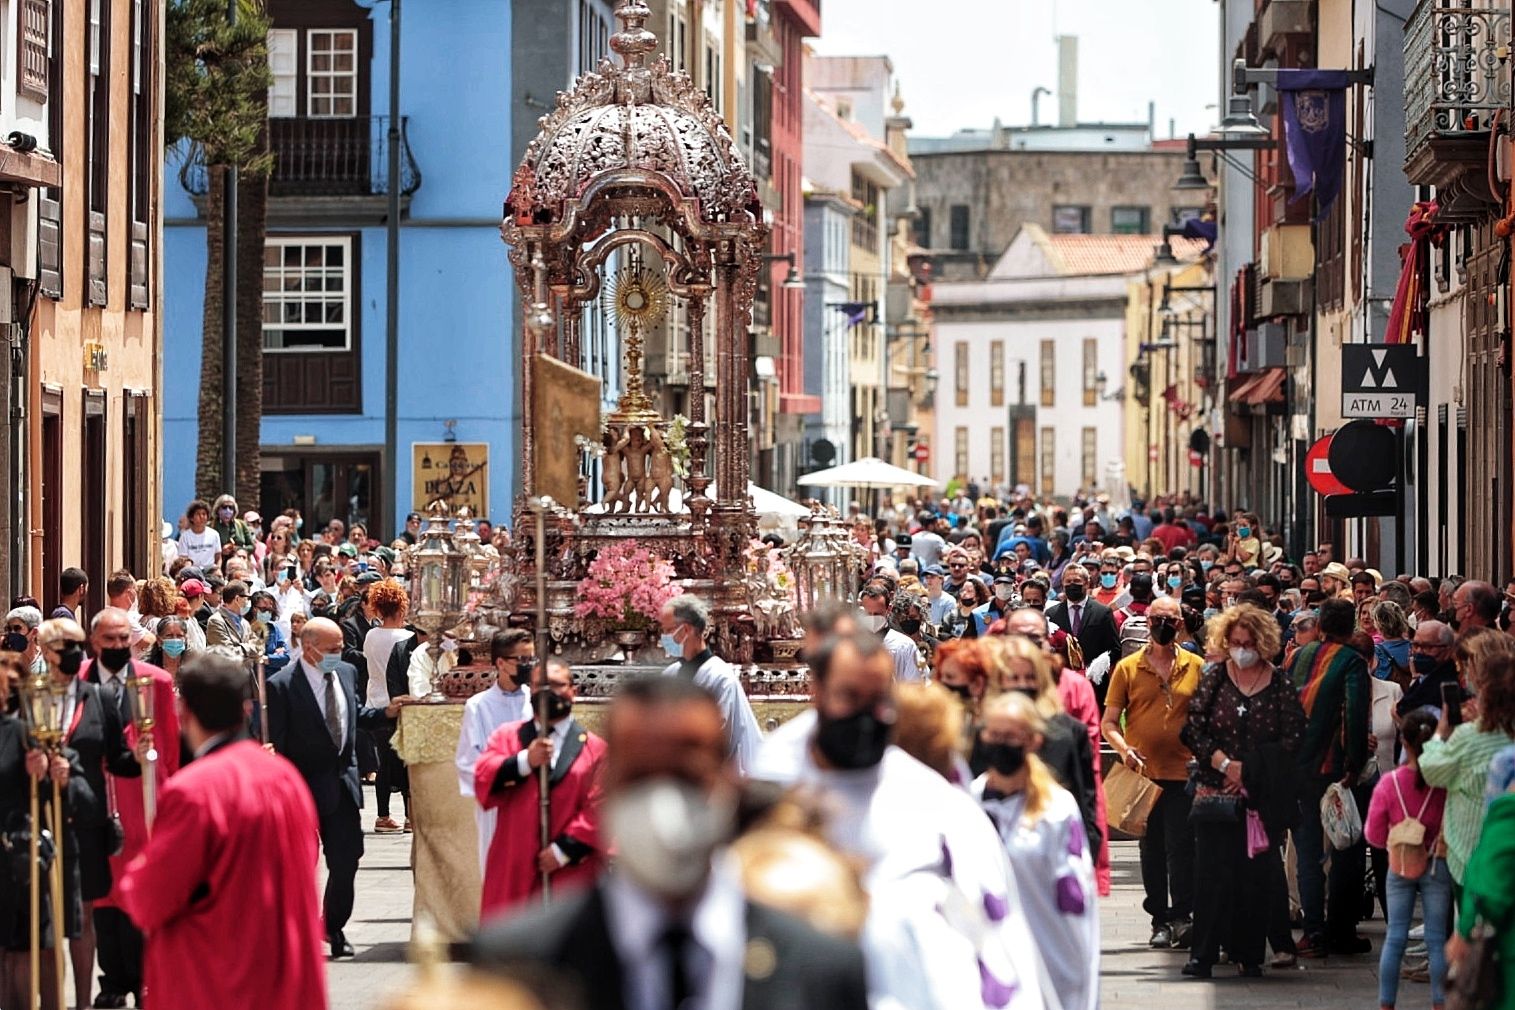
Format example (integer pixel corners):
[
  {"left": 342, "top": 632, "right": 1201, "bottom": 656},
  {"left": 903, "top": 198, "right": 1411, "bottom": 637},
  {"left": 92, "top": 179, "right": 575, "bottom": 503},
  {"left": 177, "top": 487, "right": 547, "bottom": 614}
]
[
  {"left": 914, "top": 443, "right": 929, "bottom": 462},
  {"left": 1304, "top": 434, "right": 1352, "bottom": 496}
]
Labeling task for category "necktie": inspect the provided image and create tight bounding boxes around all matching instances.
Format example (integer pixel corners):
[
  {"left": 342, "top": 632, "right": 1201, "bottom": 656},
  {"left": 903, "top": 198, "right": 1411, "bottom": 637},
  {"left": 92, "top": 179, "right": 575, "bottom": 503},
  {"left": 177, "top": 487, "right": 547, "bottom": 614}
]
[
  {"left": 661, "top": 924, "right": 694, "bottom": 1010},
  {"left": 323, "top": 671, "right": 343, "bottom": 749},
  {"left": 1071, "top": 604, "right": 1083, "bottom": 635}
]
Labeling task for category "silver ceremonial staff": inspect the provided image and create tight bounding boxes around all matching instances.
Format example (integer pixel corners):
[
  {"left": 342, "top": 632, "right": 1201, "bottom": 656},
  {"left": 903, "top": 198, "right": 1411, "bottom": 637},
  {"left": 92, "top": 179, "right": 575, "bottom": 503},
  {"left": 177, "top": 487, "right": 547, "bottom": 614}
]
[{"left": 531, "top": 496, "right": 554, "bottom": 903}]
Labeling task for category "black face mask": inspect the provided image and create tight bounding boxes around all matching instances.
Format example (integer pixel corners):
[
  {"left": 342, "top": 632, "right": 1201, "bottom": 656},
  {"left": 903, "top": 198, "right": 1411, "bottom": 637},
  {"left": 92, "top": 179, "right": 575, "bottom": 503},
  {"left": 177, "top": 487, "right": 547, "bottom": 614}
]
[
  {"left": 513, "top": 659, "right": 536, "bottom": 689},
  {"left": 2, "top": 631, "right": 28, "bottom": 653},
  {"left": 1150, "top": 619, "right": 1179, "bottom": 646},
  {"left": 99, "top": 647, "right": 132, "bottom": 673},
  {"left": 896, "top": 618, "right": 922, "bottom": 636},
  {"left": 942, "top": 681, "right": 973, "bottom": 703},
  {"left": 815, "top": 706, "right": 893, "bottom": 770},
  {"left": 532, "top": 687, "right": 571, "bottom": 722},
  {"left": 1304, "top": 591, "right": 1326, "bottom": 606},
  {"left": 982, "top": 741, "right": 1027, "bottom": 776},
  {"left": 1063, "top": 584, "right": 1087, "bottom": 603},
  {"left": 56, "top": 642, "right": 84, "bottom": 676}
]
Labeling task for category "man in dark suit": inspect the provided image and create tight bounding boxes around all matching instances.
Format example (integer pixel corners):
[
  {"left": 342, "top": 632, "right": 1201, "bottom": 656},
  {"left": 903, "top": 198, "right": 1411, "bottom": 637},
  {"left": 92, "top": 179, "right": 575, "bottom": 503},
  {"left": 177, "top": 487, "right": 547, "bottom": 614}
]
[
  {"left": 1048, "top": 563, "right": 1121, "bottom": 704},
  {"left": 473, "top": 676, "right": 869, "bottom": 1010},
  {"left": 266, "top": 615, "right": 402, "bottom": 958}
]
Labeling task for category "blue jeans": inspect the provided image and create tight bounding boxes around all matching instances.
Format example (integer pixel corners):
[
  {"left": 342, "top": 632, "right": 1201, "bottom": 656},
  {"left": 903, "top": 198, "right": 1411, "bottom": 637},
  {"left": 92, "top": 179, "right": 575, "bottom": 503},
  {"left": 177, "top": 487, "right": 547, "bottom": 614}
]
[{"left": 1378, "top": 859, "right": 1452, "bottom": 1007}]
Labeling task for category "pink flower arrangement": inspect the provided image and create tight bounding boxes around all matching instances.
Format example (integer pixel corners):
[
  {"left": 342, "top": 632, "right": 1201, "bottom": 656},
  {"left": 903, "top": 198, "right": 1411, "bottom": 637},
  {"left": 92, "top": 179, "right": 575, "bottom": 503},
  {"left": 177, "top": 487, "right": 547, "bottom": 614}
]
[{"left": 573, "top": 539, "right": 681, "bottom": 630}]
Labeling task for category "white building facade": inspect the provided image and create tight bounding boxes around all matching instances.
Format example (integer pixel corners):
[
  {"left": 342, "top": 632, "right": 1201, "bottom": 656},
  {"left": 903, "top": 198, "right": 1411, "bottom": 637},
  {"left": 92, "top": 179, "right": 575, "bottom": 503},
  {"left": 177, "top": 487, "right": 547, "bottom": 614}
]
[{"left": 932, "top": 226, "right": 1138, "bottom": 500}]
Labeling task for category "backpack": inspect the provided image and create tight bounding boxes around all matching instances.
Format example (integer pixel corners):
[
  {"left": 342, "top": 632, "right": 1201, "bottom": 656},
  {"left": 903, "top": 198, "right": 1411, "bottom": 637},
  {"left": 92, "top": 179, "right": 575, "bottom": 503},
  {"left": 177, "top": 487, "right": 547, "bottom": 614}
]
[
  {"left": 1118, "top": 606, "right": 1150, "bottom": 659},
  {"left": 1386, "top": 771, "right": 1436, "bottom": 880}
]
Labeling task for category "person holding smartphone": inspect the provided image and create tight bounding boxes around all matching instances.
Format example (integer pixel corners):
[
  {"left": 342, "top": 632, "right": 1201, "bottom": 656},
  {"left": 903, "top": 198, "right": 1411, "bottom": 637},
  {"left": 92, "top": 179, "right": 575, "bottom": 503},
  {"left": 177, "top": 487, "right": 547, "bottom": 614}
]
[{"left": 1419, "top": 632, "right": 1515, "bottom": 892}]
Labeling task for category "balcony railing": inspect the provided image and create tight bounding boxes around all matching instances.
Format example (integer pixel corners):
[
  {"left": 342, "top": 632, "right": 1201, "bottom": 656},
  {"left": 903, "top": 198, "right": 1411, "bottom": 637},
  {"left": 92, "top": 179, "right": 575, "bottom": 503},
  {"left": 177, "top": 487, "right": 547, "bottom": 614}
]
[
  {"left": 184, "top": 115, "right": 422, "bottom": 198},
  {"left": 1404, "top": 1, "right": 1512, "bottom": 159}
]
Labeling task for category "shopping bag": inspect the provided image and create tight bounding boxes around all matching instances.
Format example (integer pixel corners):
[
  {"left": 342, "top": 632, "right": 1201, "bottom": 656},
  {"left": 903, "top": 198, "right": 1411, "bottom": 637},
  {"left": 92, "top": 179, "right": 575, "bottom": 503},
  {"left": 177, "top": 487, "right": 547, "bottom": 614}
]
[
  {"left": 1321, "top": 781, "right": 1364, "bottom": 850},
  {"left": 1105, "top": 762, "right": 1162, "bottom": 837}
]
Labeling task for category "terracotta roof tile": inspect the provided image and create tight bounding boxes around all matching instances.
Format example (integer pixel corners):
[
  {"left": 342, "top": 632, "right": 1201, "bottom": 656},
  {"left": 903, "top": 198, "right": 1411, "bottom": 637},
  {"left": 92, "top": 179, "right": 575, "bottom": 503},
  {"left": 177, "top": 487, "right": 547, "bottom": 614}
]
[{"left": 1036, "top": 231, "right": 1209, "bottom": 276}]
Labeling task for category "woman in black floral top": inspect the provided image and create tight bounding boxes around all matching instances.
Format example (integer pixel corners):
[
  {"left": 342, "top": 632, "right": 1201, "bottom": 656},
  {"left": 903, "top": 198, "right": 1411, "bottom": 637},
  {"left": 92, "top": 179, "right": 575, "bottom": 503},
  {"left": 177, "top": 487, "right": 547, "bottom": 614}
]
[{"left": 1179, "top": 604, "right": 1306, "bottom": 979}]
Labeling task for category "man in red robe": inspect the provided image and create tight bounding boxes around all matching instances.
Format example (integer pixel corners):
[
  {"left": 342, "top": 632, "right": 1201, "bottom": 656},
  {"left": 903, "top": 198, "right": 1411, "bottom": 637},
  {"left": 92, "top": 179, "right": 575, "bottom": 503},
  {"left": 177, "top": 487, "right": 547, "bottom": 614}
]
[
  {"left": 82, "top": 607, "right": 181, "bottom": 1008},
  {"left": 119, "top": 652, "right": 326, "bottom": 1010},
  {"left": 474, "top": 662, "right": 606, "bottom": 921}
]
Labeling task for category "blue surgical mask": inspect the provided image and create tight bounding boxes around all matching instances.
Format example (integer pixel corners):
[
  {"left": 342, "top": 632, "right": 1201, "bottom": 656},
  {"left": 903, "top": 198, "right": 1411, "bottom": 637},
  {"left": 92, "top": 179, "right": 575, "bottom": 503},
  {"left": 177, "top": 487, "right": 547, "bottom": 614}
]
[
  {"left": 318, "top": 652, "right": 342, "bottom": 673},
  {"left": 1167, "top": 575, "right": 1183, "bottom": 589},
  {"left": 237, "top": 599, "right": 251, "bottom": 616},
  {"left": 254, "top": 611, "right": 270, "bottom": 624},
  {"left": 1237, "top": 526, "right": 1252, "bottom": 539},
  {"left": 161, "top": 638, "right": 186, "bottom": 658},
  {"left": 1201, "top": 559, "right": 1214, "bottom": 572},
  {"left": 661, "top": 630, "right": 683, "bottom": 659},
  {"left": 1100, "top": 573, "right": 1118, "bottom": 590}
]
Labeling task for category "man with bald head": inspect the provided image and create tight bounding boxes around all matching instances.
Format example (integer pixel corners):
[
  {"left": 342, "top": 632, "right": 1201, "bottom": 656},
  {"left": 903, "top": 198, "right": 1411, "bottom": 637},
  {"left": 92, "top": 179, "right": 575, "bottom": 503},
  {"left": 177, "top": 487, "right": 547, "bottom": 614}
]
[
  {"left": 1398, "top": 619, "right": 1458, "bottom": 719},
  {"left": 1452, "top": 579, "right": 1500, "bottom": 632},
  {"left": 1100, "top": 594, "right": 1203, "bottom": 949},
  {"left": 266, "top": 616, "right": 405, "bottom": 958},
  {"left": 80, "top": 607, "right": 181, "bottom": 1008}
]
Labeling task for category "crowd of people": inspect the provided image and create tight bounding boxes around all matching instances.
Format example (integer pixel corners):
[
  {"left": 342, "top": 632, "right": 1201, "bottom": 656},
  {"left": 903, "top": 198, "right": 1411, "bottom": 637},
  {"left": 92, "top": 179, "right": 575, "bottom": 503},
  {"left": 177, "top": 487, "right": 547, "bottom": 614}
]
[{"left": 3, "top": 484, "right": 1515, "bottom": 1010}]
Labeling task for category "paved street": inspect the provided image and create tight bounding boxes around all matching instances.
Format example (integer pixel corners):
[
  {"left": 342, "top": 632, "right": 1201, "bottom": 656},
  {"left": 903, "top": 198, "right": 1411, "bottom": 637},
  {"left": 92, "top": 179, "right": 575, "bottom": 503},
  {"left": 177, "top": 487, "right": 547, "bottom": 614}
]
[{"left": 325, "top": 832, "right": 1408, "bottom": 1010}]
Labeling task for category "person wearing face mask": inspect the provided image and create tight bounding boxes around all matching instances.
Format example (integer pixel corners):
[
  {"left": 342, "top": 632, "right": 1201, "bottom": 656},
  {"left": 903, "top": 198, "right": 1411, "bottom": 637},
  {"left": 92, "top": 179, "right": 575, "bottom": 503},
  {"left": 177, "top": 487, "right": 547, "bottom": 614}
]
[
  {"left": 658, "top": 595, "right": 763, "bottom": 773},
  {"left": 751, "top": 632, "right": 1048, "bottom": 1010},
  {"left": 1282, "top": 597, "right": 1372, "bottom": 959},
  {"left": 473, "top": 661, "right": 604, "bottom": 919},
  {"left": 921, "top": 565, "right": 955, "bottom": 629},
  {"left": 35, "top": 619, "right": 145, "bottom": 1010},
  {"left": 475, "top": 675, "right": 870, "bottom": 1010},
  {"left": 1092, "top": 557, "right": 1128, "bottom": 610},
  {"left": 854, "top": 583, "right": 922, "bottom": 683},
  {"left": 1100, "top": 595, "right": 1203, "bottom": 951},
  {"left": 205, "top": 582, "right": 259, "bottom": 672},
  {"left": 975, "top": 691, "right": 1100, "bottom": 1010},
  {"left": 145, "top": 616, "right": 192, "bottom": 687},
  {"left": 4, "top": 604, "right": 47, "bottom": 674},
  {"left": 455, "top": 630, "right": 538, "bottom": 873},
  {"left": 1397, "top": 620, "right": 1458, "bottom": 720},
  {"left": 209, "top": 493, "right": 255, "bottom": 555},
  {"left": 1048, "top": 565, "right": 1121, "bottom": 707},
  {"left": 265, "top": 616, "right": 404, "bottom": 959},
  {"left": 117, "top": 652, "right": 327, "bottom": 1010},
  {"left": 1179, "top": 604, "right": 1307, "bottom": 978},
  {"left": 975, "top": 575, "right": 1016, "bottom": 632}
]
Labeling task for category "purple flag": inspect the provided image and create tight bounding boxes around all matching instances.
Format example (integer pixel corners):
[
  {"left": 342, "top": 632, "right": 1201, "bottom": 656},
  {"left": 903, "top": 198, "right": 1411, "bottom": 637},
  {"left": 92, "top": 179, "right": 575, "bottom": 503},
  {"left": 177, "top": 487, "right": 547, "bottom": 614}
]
[
  {"left": 1277, "top": 69, "right": 1348, "bottom": 221},
  {"left": 839, "top": 301, "right": 871, "bottom": 328}
]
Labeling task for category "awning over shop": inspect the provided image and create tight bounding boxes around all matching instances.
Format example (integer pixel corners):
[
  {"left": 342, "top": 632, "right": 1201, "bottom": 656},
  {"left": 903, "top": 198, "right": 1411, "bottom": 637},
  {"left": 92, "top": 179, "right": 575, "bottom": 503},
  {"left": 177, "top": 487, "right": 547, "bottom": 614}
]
[{"left": 1227, "top": 368, "right": 1286, "bottom": 406}]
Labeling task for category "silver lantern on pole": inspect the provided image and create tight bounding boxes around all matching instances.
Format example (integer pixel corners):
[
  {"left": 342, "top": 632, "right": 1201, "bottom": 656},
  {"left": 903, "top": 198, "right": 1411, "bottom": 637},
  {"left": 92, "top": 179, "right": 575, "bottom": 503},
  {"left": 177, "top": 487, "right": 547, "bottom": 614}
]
[
  {"left": 407, "top": 501, "right": 470, "bottom": 701},
  {"left": 783, "top": 506, "right": 869, "bottom": 612}
]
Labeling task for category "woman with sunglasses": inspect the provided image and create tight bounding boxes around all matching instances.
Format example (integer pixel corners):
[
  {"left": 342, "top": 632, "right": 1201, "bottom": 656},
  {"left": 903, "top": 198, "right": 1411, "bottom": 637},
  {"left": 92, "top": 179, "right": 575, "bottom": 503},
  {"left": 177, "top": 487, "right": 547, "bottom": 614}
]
[{"left": 942, "top": 576, "right": 988, "bottom": 640}]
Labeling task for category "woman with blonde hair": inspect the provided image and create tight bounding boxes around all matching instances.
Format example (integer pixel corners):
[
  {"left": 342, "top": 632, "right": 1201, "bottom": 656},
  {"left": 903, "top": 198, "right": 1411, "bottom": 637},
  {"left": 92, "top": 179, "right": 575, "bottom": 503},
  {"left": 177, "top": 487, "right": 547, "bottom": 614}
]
[
  {"left": 974, "top": 691, "right": 1099, "bottom": 1010},
  {"left": 979, "top": 635, "right": 1099, "bottom": 854},
  {"left": 1179, "top": 604, "right": 1306, "bottom": 978},
  {"left": 893, "top": 682, "right": 970, "bottom": 785}
]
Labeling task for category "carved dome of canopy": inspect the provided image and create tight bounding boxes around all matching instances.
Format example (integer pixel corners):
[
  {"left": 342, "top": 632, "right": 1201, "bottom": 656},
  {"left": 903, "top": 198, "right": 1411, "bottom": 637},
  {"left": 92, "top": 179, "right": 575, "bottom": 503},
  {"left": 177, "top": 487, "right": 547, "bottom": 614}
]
[{"left": 506, "top": 0, "right": 759, "bottom": 225}]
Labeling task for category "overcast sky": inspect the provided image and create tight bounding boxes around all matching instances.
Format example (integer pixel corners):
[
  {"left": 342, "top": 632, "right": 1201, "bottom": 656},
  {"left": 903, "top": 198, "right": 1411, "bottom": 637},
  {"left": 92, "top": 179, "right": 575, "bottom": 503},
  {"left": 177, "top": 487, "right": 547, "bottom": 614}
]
[{"left": 808, "top": 0, "right": 1222, "bottom": 141}]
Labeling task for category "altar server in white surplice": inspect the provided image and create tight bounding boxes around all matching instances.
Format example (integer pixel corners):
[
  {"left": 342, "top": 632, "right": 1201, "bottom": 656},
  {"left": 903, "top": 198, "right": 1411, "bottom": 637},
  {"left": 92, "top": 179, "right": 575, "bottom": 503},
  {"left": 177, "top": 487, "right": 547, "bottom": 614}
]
[
  {"left": 454, "top": 630, "right": 535, "bottom": 872},
  {"left": 658, "top": 595, "right": 763, "bottom": 773}
]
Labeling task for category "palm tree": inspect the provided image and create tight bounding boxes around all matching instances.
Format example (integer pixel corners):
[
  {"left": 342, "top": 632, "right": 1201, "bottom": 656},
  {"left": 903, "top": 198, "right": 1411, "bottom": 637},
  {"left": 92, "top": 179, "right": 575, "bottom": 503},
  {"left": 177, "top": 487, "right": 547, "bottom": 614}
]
[{"left": 165, "top": 0, "right": 272, "bottom": 505}]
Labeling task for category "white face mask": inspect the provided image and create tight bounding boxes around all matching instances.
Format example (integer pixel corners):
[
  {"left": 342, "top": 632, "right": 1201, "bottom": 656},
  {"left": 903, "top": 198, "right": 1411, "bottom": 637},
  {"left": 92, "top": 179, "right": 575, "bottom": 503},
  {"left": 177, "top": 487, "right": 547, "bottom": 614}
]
[
  {"left": 1229, "top": 646, "right": 1259, "bottom": 668},
  {"left": 861, "top": 613, "right": 888, "bottom": 634},
  {"left": 605, "top": 778, "right": 734, "bottom": 900},
  {"left": 994, "top": 584, "right": 1014, "bottom": 601}
]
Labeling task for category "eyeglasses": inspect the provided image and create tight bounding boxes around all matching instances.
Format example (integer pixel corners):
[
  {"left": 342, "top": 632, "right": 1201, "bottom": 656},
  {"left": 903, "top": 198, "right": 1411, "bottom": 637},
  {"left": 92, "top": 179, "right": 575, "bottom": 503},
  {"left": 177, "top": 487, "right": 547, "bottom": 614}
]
[{"left": 4, "top": 624, "right": 26, "bottom": 634}]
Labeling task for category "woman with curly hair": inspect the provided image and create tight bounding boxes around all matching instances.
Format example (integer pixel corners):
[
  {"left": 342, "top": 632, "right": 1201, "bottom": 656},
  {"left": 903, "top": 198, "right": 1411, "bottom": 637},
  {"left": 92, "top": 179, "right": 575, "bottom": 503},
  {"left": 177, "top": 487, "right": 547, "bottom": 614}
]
[
  {"left": 136, "top": 576, "right": 180, "bottom": 635},
  {"left": 363, "top": 580, "right": 415, "bottom": 833},
  {"left": 1179, "top": 604, "right": 1306, "bottom": 978}
]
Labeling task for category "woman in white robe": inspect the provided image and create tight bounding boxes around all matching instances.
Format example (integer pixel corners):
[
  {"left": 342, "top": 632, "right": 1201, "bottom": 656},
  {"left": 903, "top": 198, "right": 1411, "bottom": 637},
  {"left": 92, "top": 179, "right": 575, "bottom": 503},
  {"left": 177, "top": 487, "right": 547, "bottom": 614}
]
[{"left": 973, "top": 691, "right": 1100, "bottom": 1010}]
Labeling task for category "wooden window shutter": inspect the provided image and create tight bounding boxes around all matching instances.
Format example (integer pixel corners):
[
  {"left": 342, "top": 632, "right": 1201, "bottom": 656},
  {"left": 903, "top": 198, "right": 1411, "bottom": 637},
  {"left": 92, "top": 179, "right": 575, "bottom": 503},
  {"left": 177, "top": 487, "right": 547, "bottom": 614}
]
[{"left": 18, "top": 0, "right": 49, "bottom": 101}]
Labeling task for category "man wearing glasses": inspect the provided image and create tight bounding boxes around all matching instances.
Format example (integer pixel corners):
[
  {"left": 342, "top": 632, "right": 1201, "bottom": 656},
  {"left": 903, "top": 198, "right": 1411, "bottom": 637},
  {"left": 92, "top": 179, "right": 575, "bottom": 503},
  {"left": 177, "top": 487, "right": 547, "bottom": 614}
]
[
  {"left": 942, "top": 550, "right": 973, "bottom": 597},
  {"left": 1396, "top": 619, "right": 1457, "bottom": 719}
]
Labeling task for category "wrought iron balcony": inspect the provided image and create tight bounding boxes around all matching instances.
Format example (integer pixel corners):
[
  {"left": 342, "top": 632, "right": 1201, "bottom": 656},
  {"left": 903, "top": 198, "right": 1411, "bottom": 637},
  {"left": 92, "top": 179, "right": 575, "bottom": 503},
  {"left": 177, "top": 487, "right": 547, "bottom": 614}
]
[
  {"left": 1404, "top": 0, "right": 1511, "bottom": 207},
  {"left": 183, "top": 115, "right": 422, "bottom": 199}
]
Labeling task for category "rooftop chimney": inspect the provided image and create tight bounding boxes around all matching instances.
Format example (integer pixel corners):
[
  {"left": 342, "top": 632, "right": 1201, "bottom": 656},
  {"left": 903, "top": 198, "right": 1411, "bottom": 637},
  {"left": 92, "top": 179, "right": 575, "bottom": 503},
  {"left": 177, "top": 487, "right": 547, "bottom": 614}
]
[{"left": 1057, "top": 35, "right": 1077, "bottom": 128}]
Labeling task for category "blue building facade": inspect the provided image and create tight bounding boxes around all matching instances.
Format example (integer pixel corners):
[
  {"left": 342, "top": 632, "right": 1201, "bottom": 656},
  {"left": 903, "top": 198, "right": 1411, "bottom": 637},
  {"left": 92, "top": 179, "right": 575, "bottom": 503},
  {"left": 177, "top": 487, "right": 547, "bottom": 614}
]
[{"left": 162, "top": 0, "right": 516, "bottom": 539}]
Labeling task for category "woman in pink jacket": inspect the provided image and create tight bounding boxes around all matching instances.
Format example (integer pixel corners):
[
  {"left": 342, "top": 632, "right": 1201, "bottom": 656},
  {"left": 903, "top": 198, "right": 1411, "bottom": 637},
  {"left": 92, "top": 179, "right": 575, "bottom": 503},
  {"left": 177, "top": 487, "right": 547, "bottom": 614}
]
[{"left": 1365, "top": 710, "right": 1449, "bottom": 1010}]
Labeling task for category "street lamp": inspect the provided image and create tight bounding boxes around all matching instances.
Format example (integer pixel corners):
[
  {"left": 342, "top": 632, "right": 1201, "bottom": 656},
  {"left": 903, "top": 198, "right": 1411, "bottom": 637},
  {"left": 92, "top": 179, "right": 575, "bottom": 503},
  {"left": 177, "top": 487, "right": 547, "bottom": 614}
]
[
  {"left": 1213, "top": 89, "right": 1269, "bottom": 138},
  {"left": 762, "top": 251, "right": 805, "bottom": 289}
]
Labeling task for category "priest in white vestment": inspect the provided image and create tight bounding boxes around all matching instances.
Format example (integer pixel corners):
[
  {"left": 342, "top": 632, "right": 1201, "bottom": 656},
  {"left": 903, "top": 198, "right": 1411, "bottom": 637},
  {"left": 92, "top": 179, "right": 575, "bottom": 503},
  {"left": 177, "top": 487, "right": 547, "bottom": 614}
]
[{"left": 452, "top": 630, "right": 536, "bottom": 872}]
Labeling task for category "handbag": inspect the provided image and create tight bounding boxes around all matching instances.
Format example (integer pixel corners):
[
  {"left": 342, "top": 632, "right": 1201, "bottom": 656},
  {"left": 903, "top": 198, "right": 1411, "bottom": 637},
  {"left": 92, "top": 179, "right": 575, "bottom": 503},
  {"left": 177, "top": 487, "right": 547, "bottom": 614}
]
[
  {"left": 1105, "top": 762, "right": 1162, "bottom": 837},
  {"left": 1189, "top": 783, "right": 1244, "bottom": 823},
  {"left": 1447, "top": 921, "right": 1502, "bottom": 1010},
  {"left": 1246, "top": 807, "right": 1270, "bottom": 858},
  {"left": 0, "top": 811, "right": 55, "bottom": 893}
]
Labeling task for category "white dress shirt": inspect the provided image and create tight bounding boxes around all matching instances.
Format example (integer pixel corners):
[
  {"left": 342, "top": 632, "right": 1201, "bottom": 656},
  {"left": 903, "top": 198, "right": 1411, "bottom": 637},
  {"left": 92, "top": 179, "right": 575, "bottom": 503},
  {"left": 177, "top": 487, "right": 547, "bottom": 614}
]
[
  {"left": 602, "top": 856, "right": 746, "bottom": 1010},
  {"left": 300, "top": 657, "right": 349, "bottom": 748},
  {"left": 514, "top": 714, "right": 571, "bottom": 778},
  {"left": 660, "top": 653, "right": 764, "bottom": 773},
  {"left": 882, "top": 629, "right": 922, "bottom": 683}
]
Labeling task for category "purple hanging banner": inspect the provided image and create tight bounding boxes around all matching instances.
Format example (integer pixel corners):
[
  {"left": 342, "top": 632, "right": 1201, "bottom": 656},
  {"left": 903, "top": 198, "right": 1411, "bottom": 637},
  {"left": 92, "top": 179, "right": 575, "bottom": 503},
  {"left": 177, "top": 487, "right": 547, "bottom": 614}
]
[{"left": 1276, "top": 69, "right": 1349, "bottom": 222}]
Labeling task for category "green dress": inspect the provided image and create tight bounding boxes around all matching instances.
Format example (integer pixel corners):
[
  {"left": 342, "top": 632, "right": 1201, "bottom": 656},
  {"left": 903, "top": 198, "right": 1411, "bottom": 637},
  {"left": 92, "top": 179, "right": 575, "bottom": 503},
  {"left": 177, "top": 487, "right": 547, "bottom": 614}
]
[{"left": 1459, "top": 792, "right": 1515, "bottom": 1010}]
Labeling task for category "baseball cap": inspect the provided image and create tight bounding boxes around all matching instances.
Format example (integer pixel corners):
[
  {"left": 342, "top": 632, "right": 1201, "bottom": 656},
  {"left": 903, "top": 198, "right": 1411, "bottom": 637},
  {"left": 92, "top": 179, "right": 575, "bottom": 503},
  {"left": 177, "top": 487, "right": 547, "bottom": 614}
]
[
  {"left": 175, "top": 567, "right": 205, "bottom": 584},
  {"left": 180, "top": 579, "right": 208, "bottom": 599},
  {"left": 922, "top": 564, "right": 946, "bottom": 578},
  {"left": 337, "top": 543, "right": 359, "bottom": 558},
  {"left": 355, "top": 571, "right": 383, "bottom": 586},
  {"left": 243, "top": 510, "right": 262, "bottom": 524}
]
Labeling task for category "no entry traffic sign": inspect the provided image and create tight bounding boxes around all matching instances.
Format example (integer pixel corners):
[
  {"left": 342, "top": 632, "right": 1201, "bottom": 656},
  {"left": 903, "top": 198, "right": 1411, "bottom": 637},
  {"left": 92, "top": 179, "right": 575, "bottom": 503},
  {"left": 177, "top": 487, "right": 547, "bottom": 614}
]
[{"left": 1304, "top": 434, "right": 1352, "bottom": 497}]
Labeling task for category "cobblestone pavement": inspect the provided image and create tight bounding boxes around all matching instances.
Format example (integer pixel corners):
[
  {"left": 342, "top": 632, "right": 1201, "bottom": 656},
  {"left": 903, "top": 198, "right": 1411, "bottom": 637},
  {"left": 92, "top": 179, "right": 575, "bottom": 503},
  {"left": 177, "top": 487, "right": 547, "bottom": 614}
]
[{"left": 325, "top": 830, "right": 422, "bottom": 1010}]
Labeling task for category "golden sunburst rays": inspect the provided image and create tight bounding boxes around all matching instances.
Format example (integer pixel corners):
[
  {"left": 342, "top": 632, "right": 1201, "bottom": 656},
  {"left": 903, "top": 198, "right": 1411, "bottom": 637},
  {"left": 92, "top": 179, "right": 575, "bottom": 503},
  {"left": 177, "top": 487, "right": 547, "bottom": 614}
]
[{"left": 603, "top": 264, "right": 670, "bottom": 331}]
